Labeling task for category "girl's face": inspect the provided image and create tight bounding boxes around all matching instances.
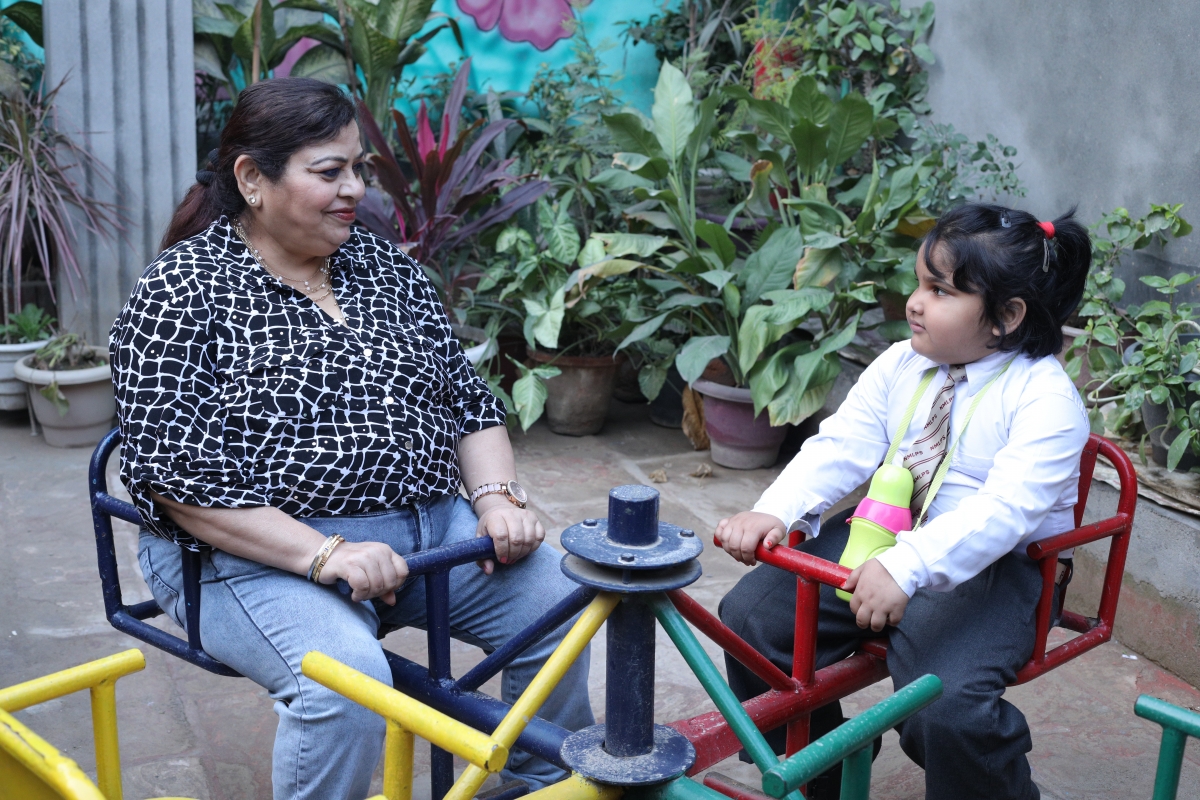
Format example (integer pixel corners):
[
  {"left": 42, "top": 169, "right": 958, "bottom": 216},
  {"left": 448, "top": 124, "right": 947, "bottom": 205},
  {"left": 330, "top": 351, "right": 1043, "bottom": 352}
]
[{"left": 905, "top": 243, "right": 1000, "bottom": 365}]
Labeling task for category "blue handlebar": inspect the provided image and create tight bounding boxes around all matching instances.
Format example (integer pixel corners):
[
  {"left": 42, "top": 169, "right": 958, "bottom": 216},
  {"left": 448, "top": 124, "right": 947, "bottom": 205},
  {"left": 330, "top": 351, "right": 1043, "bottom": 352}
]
[{"left": 335, "top": 536, "right": 497, "bottom": 595}]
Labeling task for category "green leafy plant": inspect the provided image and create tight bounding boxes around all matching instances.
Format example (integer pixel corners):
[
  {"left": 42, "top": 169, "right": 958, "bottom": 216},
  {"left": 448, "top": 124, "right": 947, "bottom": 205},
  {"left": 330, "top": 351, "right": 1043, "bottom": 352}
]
[
  {"left": 283, "top": 0, "right": 461, "bottom": 133},
  {"left": 193, "top": 0, "right": 343, "bottom": 96},
  {"left": 1065, "top": 204, "right": 1197, "bottom": 467},
  {"left": 0, "top": 303, "right": 54, "bottom": 344}
]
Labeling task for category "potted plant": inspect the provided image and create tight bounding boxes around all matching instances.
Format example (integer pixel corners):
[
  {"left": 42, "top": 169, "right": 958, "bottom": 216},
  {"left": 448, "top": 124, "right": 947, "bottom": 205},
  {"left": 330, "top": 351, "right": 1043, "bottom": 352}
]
[
  {"left": 0, "top": 303, "right": 53, "bottom": 410},
  {"left": 14, "top": 333, "right": 114, "bottom": 447},
  {"left": 475, "top": 199, "right": 651, "bottom": 435},
  {"left": 1063, "top": 203, "right": 1193, "bottom": 397},
  {"left": 0, "top": 65, "right": 119, "bottom": 404}
]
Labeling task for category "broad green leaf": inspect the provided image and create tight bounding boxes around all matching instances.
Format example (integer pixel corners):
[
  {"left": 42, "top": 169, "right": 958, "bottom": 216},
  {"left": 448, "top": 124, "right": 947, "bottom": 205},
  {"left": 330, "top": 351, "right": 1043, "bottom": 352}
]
[
  {"left": 803, "top": 230, "right": 847, "bottom": 249},
  {"left": 749, "top": 340, "right": 813, "bottom": 414},
  {"left": 523, "top": 290, "right": 566, "bottom": 351},
  {"left": 617, "top": 312, "right": 670, "bottom": 352},
  {"left": 613, "top": 152, "right": 670, "bottom": 181},
  {"left": 788, "top": 76, "right": 833, "bottom": 124},
  {"left": 723, "top": 283, "right": 741, "bottom": 318},
  {"left": 825, "top": 93, "right": 875, "bottom": 166},
  {"left": 659, "top": 294, "right": 717, "bottom": 311},
  {"left": 602, "top": 113, "right": 665, "bottom": 158},
  {"left": 716, "top": 151, "right": 754, "bottom": 182},
  {"left": 1, "top": 1, "right": 43, "bottom": 46},
  {"left": 651, "top": 61, "right": 696, "bottom": 161},
  {"left": 590, "top": 168, "right": 654, "bottom": 191},
  {"left": 738, "top": 300, "right": 812, "bottom": 373},
  {"left": 578, "top": 237, "right": 606, "bottom": 268},
  {"left": 686, "top": 94, "right": 720, "bottom": 168},
  {"left": 767, "top": 357, "right": 840, "bottom": 426},
  {"left": 791, "top": 119, "right": 829, "bottom": 179},
  {"left": 676, "top": 336, "right": 732, "bottom": 384},
  {"left": 745, "top": 159, "right": 777, "bottom": 218},
  {"left": 793, "top": 247, "right": 844, "bottom": 288},
  {"left": 375, "top": 0, "right": 435, "bottom": 41},
  {"left": 593, "top": 232, "right": 669, "bottom": 259},
  {"left": 639, "top": 363, "right": 669, "bottom": 402},
  {"left": 698, "top": 270, "right": 736, "bottom": 292},
  {"left": 194, "top": 40, "right": 228, "bottom": 81},
  {"left": 539, "top": 202, "right": 580, "bottom": 265},
  {"left": 576, "top": 259, "right": 645, "bottom": 281},
  {"left": 289, "top": 44, "right": 352, "bottom": 84},
  {"left": 512, "top": 368, "right": 555, "bottom": 431},
  {"left": 741, "top": 227, "right": 805, "bottom": 305},
  {"left": 194, "top": 15, "right": 241, "bottom": 37},
  {"left": 1167, "top": 428, "right": 1195, "bottom": 471},
  {"left": 912, "top": 43, "right": 936, "bottom": 64},
  {"left": 746, "top": 98, "right": 796, "bottom": 142},
  {"left": 39, "top": 381, "right": 69, "bottom": 417},
  {"left": 695, "top": 219, "right": 737, "bottom": 267}
]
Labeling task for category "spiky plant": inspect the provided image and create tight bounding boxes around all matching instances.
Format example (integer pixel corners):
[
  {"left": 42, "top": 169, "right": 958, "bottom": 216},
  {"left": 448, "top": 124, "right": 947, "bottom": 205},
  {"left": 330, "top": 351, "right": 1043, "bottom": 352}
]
[{"left": 0, "top": 79, "right": 120, "bottom": 325}]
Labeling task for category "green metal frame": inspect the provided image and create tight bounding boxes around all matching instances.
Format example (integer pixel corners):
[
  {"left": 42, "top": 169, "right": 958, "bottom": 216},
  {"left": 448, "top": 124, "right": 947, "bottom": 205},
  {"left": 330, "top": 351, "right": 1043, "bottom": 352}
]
[{"left": 1135, "top": 695, "right": 1200, "bottom": 800}]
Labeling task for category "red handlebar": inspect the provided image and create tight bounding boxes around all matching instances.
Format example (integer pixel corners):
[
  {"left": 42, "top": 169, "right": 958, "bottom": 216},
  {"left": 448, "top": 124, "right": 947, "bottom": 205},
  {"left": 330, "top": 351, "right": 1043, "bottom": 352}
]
[{"left": 712, "top": 535, "right": 852, "bottom": 590}]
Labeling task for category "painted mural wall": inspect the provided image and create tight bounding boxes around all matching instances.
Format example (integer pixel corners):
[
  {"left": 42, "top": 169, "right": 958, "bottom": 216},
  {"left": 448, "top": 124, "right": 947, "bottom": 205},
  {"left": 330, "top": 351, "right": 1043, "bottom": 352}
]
[{"left": 399, "top": 0, "right": 672, "bottom": 114}]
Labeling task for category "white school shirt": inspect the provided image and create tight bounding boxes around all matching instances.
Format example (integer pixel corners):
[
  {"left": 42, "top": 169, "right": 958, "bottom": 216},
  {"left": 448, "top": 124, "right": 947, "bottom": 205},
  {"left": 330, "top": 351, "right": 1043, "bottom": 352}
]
[{"left": 753, "top": 342, "right": 1090, "bottom": 596}]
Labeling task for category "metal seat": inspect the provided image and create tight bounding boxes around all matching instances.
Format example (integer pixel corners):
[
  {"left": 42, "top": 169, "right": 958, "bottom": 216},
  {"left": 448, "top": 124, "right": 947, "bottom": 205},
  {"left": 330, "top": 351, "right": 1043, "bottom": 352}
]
[
  {"left": 667, "top": 433, "right": 1139, "bottom": 772},
  {"left": 88, "top": 428, "right": 593, "bottom": 798}
]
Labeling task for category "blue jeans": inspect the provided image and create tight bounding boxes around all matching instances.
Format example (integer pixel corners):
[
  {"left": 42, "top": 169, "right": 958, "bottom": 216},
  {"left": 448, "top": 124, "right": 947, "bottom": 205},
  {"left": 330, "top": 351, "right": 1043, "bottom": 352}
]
[{"left": 138, "top": 494, "right": 593, "bottom": 800}]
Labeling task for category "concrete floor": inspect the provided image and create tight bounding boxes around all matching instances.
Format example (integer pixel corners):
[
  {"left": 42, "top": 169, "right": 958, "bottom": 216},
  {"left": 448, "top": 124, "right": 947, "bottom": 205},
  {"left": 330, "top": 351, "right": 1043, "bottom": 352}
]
[{"left": 2, "top": 400, "right": 1199, "bottom": 800}]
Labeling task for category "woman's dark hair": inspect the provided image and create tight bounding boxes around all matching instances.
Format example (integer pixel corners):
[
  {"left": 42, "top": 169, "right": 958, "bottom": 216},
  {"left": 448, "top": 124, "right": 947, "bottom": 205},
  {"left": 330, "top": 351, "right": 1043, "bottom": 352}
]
[
  {"left": 921, "top": 203, "right": 1092, "bottom": 359},
  {"left": 161, "top": 78, "right": 358, "bottom": 250}
]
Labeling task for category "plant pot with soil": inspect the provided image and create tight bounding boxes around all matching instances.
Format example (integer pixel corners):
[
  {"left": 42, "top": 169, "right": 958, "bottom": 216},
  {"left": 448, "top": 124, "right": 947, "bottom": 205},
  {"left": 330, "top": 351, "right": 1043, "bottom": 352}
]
[
  {"left": 0, "top": 304, "right": 56, "bottom": 411},
  {"left": 692, "top": 378, "right": 788, "bottom": 469},
  {"left": 14, "top": 335, "right": 114, "bottom": 447},
  {"left": 528, "top": 349, "right": 623, "bottom": 436}
]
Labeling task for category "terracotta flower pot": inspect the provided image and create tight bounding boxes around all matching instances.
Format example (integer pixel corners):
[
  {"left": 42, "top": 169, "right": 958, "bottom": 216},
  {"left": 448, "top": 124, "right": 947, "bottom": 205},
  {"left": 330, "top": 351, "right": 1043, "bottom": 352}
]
[
  {"left": 0, "top": 338, "right": 49, "bottom": 411},
  {"left": 14, "top": 346, "right": 115, "bottom": 447},
  {"left": 528, "top": 350, "right": 622, "bottom": 436},
  {"left": 692, "top": 378, "right": 787, "bottom": 469}
]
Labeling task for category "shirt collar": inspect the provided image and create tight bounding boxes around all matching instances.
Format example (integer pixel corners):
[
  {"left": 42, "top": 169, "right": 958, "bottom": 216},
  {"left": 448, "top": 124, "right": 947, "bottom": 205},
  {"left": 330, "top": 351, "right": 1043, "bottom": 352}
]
[
  {"left": 907, "top": 346, "right": 1015, "bottom": 398},
  {"left": 215, "top": 214, "right": 352, "bottom": 285}
]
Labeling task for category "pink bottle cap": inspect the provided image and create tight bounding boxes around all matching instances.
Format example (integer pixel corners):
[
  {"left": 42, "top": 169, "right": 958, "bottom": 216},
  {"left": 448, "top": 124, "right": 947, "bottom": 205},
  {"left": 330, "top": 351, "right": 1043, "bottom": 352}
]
[{"left": 850, "top": 497, "right": 912, "bottom": 536}]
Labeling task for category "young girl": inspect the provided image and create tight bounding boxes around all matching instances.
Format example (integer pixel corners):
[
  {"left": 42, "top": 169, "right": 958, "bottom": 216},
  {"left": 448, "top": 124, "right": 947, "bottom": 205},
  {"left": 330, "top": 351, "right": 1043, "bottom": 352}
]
[{"left": 717, "top": 203, "right": 1092, "bottom": 800}]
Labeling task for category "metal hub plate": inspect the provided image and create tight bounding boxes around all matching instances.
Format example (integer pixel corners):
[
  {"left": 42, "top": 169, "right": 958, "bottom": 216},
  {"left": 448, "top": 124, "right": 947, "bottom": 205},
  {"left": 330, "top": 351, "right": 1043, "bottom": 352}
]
[{"left": 560, "top": 724, "right": 696, "bottom": 786}]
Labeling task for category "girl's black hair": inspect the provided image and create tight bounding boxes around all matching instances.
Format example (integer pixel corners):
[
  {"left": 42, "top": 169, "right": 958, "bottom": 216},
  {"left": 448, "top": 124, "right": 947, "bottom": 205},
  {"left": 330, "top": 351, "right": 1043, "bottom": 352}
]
[
  {"left": 922, "top": 203, "right": 1092, "bottom": 359},
  {"left": 162, "top": 78, "right": 358, "bottom": 250}
]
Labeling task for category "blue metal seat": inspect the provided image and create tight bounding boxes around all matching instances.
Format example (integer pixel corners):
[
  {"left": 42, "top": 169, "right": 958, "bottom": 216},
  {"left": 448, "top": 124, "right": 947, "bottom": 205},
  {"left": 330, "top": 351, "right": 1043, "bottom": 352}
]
[{"left": 88, "top": 427, "right": 592, "bottom": 797}]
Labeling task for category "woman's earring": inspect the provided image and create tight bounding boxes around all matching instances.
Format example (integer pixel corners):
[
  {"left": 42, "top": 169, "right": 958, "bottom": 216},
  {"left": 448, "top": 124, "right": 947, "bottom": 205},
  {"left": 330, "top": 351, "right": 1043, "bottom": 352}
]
[{"left": 247, "top": 195, "right": 256, "bottom": 206}]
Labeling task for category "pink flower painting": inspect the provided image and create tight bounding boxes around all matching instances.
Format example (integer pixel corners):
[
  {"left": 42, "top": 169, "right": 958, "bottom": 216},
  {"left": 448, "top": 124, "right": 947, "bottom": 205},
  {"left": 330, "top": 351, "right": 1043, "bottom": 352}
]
[{"left": 457, "top": 0, "right": 591, "bottom": 51}]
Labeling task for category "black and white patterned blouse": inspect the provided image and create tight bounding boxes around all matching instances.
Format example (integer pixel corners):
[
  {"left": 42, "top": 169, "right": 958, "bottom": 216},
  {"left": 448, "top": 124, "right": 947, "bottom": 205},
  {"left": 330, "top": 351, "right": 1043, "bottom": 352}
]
[{"left": 110, "top": 216, "right": 505, "bottom": 549}]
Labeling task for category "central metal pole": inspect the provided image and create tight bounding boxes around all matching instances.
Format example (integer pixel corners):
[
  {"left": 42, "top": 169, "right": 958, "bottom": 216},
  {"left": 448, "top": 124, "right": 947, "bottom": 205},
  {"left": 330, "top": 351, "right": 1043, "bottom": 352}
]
[{"left": 604, "top": 599, "right": 657, "bottom": 757}]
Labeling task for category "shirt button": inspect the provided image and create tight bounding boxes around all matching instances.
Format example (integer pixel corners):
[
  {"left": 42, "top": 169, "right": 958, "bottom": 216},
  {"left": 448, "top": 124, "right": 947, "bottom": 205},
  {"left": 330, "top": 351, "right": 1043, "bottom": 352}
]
[
  {"left": 382, "top": 396, "right": 394, "bottom": 405},
  {"left": 363, "top": 348, "right": 373, "bottom": 358},
  {"left": 403, "top": 438, "right": 413, "bottom": 450}
]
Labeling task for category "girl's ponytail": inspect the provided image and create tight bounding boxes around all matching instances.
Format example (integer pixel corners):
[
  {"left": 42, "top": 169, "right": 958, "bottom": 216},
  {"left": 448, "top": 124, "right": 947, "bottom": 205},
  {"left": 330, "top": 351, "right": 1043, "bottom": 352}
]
[
  {"left": 1043, "top": 210, "right": 1091, "bottom": 329},
  {"left": 159, "top": 153, "right": 227, "bottom": 251}
]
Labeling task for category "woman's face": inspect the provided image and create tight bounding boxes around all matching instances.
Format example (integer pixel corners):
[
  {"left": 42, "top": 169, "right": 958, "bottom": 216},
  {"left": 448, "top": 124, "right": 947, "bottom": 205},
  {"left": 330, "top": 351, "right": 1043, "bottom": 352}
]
[{"left": 239, "top": 122, "right": 366, "bottom": 258}]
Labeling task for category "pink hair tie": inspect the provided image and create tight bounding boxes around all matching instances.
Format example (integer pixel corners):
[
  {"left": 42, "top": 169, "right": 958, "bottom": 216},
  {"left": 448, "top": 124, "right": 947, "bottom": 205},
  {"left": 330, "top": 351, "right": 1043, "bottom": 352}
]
[{"left": 1037, "top": 221, "right": 1055, "bottom": 239}]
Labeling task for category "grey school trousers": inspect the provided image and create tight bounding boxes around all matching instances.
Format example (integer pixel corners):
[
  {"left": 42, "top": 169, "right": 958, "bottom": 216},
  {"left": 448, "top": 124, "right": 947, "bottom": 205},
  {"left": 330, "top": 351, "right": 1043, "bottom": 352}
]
[{"left": 718, "top": 510, "right": 1043, "bottom": 800}]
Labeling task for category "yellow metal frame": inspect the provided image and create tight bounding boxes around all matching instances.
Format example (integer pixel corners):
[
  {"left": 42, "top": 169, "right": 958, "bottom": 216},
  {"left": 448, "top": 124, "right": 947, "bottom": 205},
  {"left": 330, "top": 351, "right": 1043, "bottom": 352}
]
[
  {"left": 0, "top": 648, "right": 161, "bottom": 800},
  {"left": 307, "top": 592, "right": 621, "bottom": 800}
]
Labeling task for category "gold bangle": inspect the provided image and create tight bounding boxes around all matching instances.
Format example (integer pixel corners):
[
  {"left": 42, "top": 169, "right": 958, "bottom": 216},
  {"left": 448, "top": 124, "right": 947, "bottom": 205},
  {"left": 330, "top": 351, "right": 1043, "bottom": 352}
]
[{"left": 307, "top": 535, "right": 345, "bottom": 583}]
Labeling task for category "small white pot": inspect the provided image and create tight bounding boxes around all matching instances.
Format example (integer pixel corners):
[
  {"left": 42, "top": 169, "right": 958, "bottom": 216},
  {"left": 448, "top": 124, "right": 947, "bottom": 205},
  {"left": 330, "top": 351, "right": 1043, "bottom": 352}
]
[
  {"left": 0, "top": 339, "right": 50, "bottom": 411},
  {"left": 14, "top": 345, "right": 115, "bottom": 447}
]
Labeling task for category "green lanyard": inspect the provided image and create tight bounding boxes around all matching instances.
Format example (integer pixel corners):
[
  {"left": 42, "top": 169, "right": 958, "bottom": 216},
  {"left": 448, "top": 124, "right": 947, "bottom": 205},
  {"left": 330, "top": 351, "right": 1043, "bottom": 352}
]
[{"left": 885, "top": 360, "right": 1013, "bottom": 530}]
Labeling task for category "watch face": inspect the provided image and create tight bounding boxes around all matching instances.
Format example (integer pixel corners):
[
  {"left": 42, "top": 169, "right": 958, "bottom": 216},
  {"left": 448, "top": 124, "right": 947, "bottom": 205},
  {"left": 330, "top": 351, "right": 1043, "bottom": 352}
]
[{"left": 507, "top": 480, "right": 528, "bottom": 504}]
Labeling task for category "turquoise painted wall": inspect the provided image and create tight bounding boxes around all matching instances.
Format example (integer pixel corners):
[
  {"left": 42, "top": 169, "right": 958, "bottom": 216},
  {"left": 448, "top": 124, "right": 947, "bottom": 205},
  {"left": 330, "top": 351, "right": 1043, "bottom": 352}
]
[
  {"left": 398, "top": 0, "right": 674, "bottom": 116},
  {"left": 1, "top": 0, "right": 43, "bottom": 59}
]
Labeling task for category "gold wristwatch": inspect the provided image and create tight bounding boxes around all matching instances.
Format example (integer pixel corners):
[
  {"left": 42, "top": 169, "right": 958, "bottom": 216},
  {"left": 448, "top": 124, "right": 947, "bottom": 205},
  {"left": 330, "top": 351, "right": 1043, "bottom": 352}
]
[{"left": 469, "top": 480, "right": 528, "bottom": 510}]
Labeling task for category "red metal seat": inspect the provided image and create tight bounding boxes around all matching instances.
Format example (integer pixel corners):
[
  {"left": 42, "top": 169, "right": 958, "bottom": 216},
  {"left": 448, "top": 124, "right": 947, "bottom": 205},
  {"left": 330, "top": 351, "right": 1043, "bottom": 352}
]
[{"left": 667, "top": 433, "right": 1138, "bottom": 774}]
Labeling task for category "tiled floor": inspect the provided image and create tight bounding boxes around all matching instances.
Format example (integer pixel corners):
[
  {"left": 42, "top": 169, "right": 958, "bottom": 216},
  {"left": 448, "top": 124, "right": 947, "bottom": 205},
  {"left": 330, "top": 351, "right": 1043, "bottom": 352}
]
[{"left": 2, "top": 400, "right": 1197, "bottom": 799}]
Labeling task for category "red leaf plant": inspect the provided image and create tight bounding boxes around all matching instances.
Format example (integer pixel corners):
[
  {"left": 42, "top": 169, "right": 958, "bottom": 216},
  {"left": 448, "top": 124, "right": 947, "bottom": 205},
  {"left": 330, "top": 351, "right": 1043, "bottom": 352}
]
[{"left": 356, "top": 58, "right": 550, "bottom": 288}]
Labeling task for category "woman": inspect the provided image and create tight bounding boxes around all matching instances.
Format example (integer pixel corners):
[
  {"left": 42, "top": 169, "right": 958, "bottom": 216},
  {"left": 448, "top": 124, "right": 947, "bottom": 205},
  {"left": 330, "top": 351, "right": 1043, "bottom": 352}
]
[{"left": 110, "top": 78, "right": 592, "bottom": 800}]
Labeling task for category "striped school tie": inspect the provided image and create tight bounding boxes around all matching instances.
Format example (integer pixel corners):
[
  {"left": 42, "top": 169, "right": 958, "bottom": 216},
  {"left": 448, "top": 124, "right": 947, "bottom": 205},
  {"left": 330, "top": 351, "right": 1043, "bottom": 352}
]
[{"left": 903, "top": 364, "right": 968, "bottom": 522}]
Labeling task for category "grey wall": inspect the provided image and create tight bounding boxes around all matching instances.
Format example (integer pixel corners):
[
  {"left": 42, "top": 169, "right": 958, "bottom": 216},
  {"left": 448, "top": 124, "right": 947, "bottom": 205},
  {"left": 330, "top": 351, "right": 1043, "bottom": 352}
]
[
  {"left": 43, "top": 0, "right": 195, "bottom": 343},
  {"left": 924, "top": 1, "right": 1200, "bottom": 306}
]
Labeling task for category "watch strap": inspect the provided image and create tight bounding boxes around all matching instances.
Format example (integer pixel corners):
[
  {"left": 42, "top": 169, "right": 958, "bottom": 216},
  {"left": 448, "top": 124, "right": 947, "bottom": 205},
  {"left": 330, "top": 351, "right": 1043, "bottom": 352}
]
[{"left": 469, "top": 482, "right": 505, "bottom": 507}]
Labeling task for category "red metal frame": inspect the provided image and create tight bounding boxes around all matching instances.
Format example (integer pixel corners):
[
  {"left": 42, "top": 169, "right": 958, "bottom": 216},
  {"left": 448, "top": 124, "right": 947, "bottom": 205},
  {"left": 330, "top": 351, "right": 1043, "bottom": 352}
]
[{"left": 668, "top": 433, "right": 1138, "bottom": 782}]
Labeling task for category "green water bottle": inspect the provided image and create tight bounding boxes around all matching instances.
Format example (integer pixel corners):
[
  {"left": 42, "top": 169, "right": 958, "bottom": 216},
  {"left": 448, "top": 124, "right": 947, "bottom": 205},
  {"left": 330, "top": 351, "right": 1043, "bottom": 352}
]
[{"left": 835, "top": 464, "right": 914, "bottom": 601}]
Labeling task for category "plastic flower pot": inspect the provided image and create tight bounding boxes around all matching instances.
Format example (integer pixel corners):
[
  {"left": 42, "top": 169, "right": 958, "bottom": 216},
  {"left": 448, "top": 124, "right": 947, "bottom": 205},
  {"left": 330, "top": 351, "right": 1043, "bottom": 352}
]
[
  {"left": 528, "top": 350, "right": 623, "bottom": 437},
  {"left": 14, "top": 346, "right": 114, "bottom": 447},
  {"left": 692, "top": 378, "right": 787, "bottom": 469},
  {"left": 0, "top": 339, "right": 48, "bottom": 411}
]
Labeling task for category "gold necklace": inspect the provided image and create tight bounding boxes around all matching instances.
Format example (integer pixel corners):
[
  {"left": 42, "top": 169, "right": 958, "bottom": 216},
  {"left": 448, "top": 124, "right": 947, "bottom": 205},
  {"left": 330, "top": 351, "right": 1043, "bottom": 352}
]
[{"left": 233, "top": 221, "right": 334, "bottom": 302}]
